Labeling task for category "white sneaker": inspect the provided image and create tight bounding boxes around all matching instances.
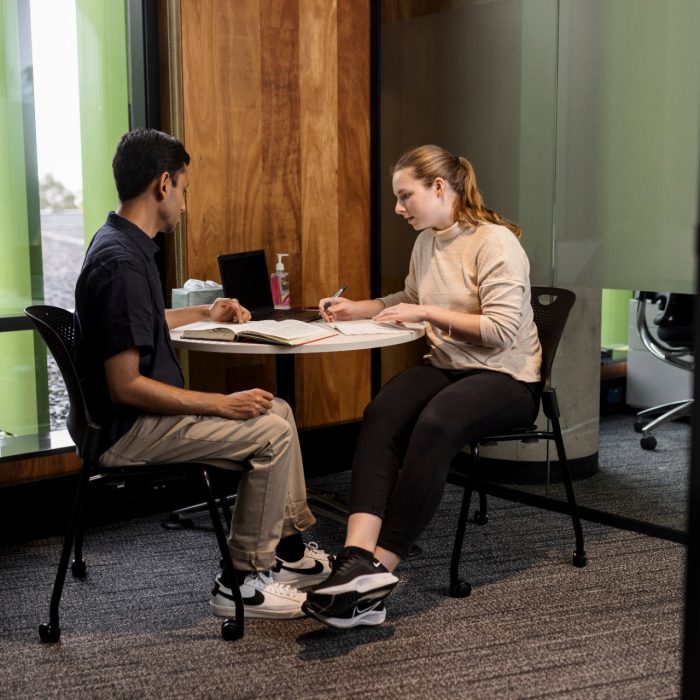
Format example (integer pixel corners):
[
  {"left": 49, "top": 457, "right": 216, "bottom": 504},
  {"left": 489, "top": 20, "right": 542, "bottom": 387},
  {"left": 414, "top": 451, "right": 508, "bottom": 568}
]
[
  {"left": 271, "top": 541, "right": 333, "bottom": 588},
  {"left": 210, "top": 571, "right": 306, "bottom": 619}
]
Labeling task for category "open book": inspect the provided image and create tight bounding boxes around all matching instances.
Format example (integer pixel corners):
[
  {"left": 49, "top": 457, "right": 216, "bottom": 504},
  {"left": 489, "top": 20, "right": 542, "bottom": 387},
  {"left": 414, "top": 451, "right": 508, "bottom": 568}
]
[{"left": 177, "top": 320, "right": 337, "bottom": 346}]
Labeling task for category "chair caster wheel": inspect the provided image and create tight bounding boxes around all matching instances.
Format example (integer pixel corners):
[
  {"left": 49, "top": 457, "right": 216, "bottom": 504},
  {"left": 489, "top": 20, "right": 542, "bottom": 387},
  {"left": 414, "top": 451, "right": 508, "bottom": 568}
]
[
  {"left": 221, "top": 618, "right": 243, "bottom": 641},
  {"left": 572, "top": 550, "right": 587, "bottom": 568},
  {"left": 640, "top": 435, "right": 657, "bottom": 450},
  {"left": 449, "top": 579, "right": 472, "bottom": 598},
  {"left": 634, "top": 419, "right": 645, "bottom": 433},
  {"left": 39, "top": 622, "right": 61, "bottom": 643},
  {"left": 71, "top": 559, "right": 86, "bottom": 578},
  {"left": 473, "top": 510, "right": 488, "bottom": 525}
]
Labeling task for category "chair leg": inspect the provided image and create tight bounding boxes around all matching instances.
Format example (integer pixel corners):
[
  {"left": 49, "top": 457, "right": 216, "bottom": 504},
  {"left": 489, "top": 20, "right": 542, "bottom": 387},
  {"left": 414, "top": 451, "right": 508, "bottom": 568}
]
[
  {"left": 449, "top": 446, "right": 476, "bottom": 598},
  {"left": 473, "top": 455, "right": 488, "bottom": 525},
  {"left": 39, "top": 463, "right": 91, "bottom": 643},
  {"left": 551, "top": 419, "right": 587, "bottom": 568},
  {"left": 217, "top": 473, "right": 239, "bottom": 530},
  {"left": 200, "top": 467, "right": 244, "bottom": 641},
  {"left": 71, "top": 504, "right": 87, "bottom": 578}
]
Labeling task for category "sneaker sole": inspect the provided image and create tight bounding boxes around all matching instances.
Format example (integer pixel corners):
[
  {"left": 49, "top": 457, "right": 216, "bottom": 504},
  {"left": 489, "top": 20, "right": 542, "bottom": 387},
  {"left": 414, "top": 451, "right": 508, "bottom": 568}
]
[
  {"left": 305, "top": 581, "right": 397, "bottom": 617},
  {"left": 210, "top": 601, "right": 305, "bottom": 620},
  {"left": 303, "top": 602, "right": 386, "bottom": 629},
  {"left": 311, "top": 572, "right": 398, "bottom": 596}
]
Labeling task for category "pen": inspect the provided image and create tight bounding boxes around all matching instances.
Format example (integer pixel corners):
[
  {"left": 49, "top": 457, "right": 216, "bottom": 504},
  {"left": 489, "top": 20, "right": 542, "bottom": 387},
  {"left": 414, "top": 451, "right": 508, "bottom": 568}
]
[{"left": 323, "top": 283, "right": 348, "bottom": 311}]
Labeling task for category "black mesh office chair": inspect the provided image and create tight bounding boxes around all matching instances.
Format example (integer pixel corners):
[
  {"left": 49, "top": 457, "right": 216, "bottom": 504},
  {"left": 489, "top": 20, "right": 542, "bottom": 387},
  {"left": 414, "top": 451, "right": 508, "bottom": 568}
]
[
  {"left": 25, "top": 305, "right": 244, "bottom": 642},
  {"left": 449, "top": 287, "right": 587, "bottom": 598},
  {"left": 633, "top": 292, "right": 694, "bottom": 450}
]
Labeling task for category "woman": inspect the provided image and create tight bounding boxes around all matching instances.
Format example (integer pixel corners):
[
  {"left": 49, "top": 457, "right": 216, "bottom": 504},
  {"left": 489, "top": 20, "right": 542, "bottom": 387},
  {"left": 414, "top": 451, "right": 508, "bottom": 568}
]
[{"left": 305, "top": 145, "right": 542, "bottom": 629}]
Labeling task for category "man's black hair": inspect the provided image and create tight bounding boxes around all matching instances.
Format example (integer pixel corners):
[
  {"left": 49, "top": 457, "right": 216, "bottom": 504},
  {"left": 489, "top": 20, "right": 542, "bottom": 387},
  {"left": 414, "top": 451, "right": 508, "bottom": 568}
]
[{"left": 112, "top": 128, "right": 191, "bottom": 202}]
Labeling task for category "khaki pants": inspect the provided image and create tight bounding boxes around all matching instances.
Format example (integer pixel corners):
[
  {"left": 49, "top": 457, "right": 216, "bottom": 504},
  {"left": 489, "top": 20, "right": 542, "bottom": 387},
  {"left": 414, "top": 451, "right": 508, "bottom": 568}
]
[{"left": 99, "top": 398, "right": 315, "bottom": 571}]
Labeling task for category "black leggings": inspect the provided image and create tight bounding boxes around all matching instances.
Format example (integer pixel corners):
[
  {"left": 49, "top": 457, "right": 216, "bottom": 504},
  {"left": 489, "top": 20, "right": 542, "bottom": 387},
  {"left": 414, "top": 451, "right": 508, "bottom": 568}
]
[{"left": 349, "top": 365, "right": 540, "bottom": 559}]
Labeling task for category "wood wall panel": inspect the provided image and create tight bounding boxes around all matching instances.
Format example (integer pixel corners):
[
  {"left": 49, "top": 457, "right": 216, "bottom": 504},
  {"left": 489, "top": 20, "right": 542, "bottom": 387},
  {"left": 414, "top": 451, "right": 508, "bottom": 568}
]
[
  {"left": 260, "top": 0, "right": 301, "bottom": 300},
  {"left": 176, "top": 0, "right": 372, "bottom": 428},
  {"left": 297, "top": 0, "right": 372, "bottom": 426}
]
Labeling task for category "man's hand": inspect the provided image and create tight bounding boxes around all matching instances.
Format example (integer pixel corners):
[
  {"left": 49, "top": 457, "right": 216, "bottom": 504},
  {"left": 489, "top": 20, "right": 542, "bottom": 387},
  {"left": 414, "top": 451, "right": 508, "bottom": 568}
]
[
  {"left": 209, "top": 297, "right": 251, "bottom": 323},
  {"left": 218, "top": 388, "right": 274, "bottom": 420}
]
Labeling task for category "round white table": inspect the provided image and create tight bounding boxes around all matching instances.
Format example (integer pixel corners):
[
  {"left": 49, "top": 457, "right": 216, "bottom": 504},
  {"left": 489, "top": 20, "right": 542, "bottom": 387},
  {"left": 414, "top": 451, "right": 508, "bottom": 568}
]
[
  {"left": 170, "top": 322, "right": 424, "bottom": 354},
  {"left": 170, "top": 320, "right": 425, "bottom": 408}
]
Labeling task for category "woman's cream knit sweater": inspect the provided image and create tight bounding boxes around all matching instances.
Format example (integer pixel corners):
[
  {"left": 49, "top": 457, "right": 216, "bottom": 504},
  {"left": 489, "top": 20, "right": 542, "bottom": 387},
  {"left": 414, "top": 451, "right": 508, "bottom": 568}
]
[{"left": 378, "top": 221, "right": 542, "bottom": 383}]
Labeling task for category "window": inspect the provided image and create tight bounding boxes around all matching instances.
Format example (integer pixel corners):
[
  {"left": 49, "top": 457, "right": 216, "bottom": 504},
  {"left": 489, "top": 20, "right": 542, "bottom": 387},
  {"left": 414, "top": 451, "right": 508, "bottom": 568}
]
[{"left": 0, "top": 0, "right": 130, "bottom": 438}]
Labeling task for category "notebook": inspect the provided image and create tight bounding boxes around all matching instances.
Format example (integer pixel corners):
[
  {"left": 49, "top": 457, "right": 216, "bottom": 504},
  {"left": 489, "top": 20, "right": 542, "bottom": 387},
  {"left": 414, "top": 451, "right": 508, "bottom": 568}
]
[{"left": 217, "top": 250, "right": 321, "bottom": 322}]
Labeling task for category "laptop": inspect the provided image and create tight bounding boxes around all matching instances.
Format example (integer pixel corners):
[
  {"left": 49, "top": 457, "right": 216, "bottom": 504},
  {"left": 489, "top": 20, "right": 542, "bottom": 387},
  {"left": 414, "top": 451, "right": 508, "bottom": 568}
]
[{"left": 217, "top": 250, "right": 321, "bottom": 322}]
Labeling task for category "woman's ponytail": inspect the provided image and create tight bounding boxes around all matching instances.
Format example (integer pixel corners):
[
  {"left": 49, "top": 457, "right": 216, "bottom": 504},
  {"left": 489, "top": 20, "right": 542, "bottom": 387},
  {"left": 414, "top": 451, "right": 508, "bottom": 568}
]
[
  {"left": 454, "top": 156, "right": 521, "bottom": 238},
  {"left": 393, "top": 145, "right": 522, "bottom": 238}
]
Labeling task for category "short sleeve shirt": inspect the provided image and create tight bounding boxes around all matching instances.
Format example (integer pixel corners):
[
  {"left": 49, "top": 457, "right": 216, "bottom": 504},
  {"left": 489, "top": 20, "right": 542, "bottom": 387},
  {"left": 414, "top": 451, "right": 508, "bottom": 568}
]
[{"left": 74, "top": 212, "right": 184, "bottom": 449}]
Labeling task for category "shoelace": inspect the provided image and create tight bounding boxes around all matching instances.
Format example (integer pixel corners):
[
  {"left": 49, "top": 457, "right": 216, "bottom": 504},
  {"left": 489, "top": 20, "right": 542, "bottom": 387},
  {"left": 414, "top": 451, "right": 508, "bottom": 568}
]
[
  {"left": 254, "top": 570, "right": 302, "bottom": 597},
  {"left": 333, "top": 553, "right": 364, "bottom": 575},
  {"left": 305, "top": 540, "right": 334, "bottom": 569}
]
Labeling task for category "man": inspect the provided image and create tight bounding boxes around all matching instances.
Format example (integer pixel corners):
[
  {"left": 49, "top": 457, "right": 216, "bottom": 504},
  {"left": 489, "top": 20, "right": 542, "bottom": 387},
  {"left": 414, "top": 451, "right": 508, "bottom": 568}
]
[{"left": 74, "top": 128, "right": 330, "bottom": 619}]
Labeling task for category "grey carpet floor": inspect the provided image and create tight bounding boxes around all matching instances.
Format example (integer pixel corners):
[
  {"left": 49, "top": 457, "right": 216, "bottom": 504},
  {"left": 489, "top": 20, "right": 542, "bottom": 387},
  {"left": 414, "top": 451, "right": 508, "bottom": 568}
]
[
  {"left": 509, "top": 414, "right": 690, "bottom": 532},
  {"left": 0, "top": 474, "right": 684, "bottom": 699}
]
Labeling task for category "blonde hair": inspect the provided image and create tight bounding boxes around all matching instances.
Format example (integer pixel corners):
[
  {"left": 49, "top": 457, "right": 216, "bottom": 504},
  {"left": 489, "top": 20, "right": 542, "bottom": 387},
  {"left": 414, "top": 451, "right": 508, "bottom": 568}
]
[{"left": 392, "top": 145, "right": 522, "bottom": 238}]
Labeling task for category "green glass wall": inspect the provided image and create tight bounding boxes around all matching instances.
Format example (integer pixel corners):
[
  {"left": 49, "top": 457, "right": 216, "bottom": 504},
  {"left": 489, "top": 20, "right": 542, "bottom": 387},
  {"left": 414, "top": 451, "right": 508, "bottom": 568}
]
[
  {"left": 76, "top": 0, "right": 129, "bottom": 243},
  {"left": 0, "top": 0, "right": 47, "bottom": 436},
  {"left": 0, "top": 0, "right": 128, "bottom": 438}
]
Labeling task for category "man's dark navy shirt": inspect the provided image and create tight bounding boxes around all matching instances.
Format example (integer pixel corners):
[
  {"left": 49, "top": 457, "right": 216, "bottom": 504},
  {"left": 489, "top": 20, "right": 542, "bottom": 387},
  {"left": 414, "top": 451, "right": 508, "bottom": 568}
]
[{"left": 74, "top": 212, "right": 184, "bottom": 450}]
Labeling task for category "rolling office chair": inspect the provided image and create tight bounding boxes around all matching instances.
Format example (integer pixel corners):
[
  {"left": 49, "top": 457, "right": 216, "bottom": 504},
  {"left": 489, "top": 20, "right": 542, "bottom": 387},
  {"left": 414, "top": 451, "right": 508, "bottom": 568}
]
[
  {"left": 633, "top": 291, "right": 694, "bottom": 450},
  {"left": 448, "top": 287, "right": 587, "bottom": 598},
  {"left": 25, "top": 305, "right": 244, "bottom": 642}
]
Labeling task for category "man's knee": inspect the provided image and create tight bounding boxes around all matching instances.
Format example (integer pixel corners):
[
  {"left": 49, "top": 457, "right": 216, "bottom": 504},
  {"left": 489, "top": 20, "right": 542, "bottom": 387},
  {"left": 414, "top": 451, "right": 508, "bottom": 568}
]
[
  {"left": 257, "top": 412, "right": 294, "bottom": 452},
  {"left": 270, "top": 397, "right": 292, "bottom": 419}
]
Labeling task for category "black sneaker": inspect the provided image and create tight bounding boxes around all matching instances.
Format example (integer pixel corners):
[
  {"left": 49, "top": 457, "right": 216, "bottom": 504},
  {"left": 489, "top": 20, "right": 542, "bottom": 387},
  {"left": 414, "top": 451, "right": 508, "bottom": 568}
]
[
  {"left": 304, "top": 546, "right": 398, "bottom": 618},
  {"left": 302, "top": 599, "right": 386, "bottom": 629}
]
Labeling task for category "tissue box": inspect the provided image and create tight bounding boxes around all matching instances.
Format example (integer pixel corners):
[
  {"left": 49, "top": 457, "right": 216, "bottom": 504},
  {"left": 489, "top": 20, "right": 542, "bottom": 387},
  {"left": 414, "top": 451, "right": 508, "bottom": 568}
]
[{"left": 171, "top": 286, "right": 223, "bottom": 308}]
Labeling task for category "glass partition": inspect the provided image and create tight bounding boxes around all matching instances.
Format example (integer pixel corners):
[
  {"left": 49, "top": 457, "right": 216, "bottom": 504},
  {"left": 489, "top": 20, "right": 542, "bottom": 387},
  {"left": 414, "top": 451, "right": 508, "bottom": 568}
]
[{"left": 380, "top": 0, "right": 699, "bottom": 534}]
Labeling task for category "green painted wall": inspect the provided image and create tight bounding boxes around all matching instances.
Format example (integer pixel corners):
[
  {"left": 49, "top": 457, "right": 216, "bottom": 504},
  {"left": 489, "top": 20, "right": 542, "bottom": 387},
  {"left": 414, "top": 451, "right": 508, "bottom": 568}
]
[{"left": 601, "top": 289, "right": 633, "bottom": 349}]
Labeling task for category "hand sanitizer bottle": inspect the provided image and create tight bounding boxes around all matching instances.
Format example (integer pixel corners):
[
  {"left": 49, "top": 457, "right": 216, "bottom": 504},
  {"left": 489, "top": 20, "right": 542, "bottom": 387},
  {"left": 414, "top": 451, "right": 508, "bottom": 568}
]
[{"left": 271, "top": 253, "right": 290, "bottom": 309}]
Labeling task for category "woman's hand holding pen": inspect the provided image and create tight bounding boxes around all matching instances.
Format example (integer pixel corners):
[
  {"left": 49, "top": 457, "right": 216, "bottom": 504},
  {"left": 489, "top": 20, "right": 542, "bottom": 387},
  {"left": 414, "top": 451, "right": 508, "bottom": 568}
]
[{"left": 319, "top": 296, "right": 354, "bottom": 322}]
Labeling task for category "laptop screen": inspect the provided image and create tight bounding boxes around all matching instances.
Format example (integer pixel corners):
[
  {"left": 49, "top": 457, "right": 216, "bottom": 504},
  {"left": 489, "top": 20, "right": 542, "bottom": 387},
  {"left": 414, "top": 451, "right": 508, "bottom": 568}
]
[{"left": 217, "top": 250, "right": 274, "bottom": 315}]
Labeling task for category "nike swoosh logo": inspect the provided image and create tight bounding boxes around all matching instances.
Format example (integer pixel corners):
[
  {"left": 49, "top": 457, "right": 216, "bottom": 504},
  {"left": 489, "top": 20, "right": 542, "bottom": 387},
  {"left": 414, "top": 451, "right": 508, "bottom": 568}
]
[
  {"left": 216, "top": 583, "right": 265, "bottom": 607},
  {"left": 242, "top": 589, "right": 266, "bottom": 607},
  {"left": 356, "top": 600, "right": 382, "bottom": 614},
  {"left": 280, "top": 560, "right": 324, "bottom": 576},
  {"left": 373, "top": 562, "right": 382, "bottom": 568}
]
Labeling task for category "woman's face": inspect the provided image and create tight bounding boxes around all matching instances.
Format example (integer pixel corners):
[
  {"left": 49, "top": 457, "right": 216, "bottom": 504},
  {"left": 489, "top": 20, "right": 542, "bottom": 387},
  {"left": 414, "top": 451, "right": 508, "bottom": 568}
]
[{"left": 392, "top": 168, "right": 453, "bottom": 231}]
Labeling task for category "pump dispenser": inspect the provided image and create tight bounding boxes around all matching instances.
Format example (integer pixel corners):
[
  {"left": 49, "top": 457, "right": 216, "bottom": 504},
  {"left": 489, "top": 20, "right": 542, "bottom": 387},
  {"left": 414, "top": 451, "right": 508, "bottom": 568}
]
[{"left": 271, "top": 253, "right": 290, "bottom": 309}]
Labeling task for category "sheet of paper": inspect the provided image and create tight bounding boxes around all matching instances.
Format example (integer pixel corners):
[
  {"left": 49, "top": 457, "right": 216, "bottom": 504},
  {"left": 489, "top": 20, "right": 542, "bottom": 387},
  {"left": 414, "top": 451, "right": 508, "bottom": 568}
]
[{"left": 330, "top": 321, "right": 420, "bottom": 335}]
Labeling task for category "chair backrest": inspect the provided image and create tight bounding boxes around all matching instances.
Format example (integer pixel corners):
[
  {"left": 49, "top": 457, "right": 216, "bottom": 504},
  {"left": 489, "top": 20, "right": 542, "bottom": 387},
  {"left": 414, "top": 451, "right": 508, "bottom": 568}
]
[
  {"left": 652, "top": 292, "right": 694, "bottom": 348},
  {"left": 530, "top": 286, "right": 576, "bottom": 392},
  {"left": 24, "top": 305, "right": 102, "bottom": 460},
  {"left": 635, "top": 291, "right": 694, "bottom": 371}
]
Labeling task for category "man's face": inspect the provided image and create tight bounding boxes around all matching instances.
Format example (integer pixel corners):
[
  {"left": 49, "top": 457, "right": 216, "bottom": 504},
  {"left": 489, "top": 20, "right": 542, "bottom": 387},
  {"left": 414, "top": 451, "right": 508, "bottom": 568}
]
[{"left": 163, "top": 166, "right": 188, "bottom": 233}]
